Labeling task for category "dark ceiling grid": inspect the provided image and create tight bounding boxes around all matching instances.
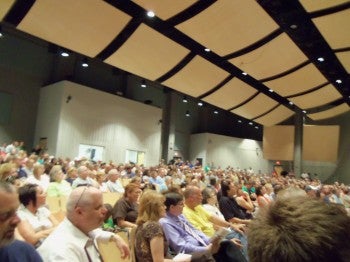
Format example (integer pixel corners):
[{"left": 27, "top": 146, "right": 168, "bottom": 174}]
[
  {"left": 258, "top": 0, "right": 350, "bottom": 106},
  {"left": 106, "top": 0, "right": 300, "bottom": 120}
]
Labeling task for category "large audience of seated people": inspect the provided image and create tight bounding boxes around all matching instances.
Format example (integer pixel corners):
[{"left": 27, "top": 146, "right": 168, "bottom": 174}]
[{"left": 0, "top": 140, "right": 350, "bottom": 261}]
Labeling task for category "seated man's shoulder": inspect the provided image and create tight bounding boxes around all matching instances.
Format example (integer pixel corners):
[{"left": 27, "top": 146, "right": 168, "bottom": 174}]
[{"left": 0, "top": 240, "right": 42, "bottom": 262}]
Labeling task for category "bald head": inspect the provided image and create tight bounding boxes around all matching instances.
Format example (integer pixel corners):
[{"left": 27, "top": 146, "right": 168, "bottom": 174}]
[{"left": 66, "top": 186, "right": 101, "bottom": 214}]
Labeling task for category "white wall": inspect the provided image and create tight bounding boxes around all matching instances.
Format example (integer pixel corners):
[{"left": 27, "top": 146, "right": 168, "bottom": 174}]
[
  {"left": 35, "top": 81, "right": 162, "bottom": 165},
  {"left": 190, "top": 133, "right": 273, "bottom": 173}
]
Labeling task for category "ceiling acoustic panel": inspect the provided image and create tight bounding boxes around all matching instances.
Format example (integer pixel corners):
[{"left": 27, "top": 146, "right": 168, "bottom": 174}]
[
  {"left": 230, "top": 33, "right": 308, "bottom": 80},
  {"left": 202, "top": 78, "right": 258, "bottom": 110},
  {"left": 308, "top": 103, "right": 350, "bottom": 120},
  {"left": 264, "top": 64, "right": 328, "bottom": 97},
  {"left": 263, "top": 125, "right": 294, "bottom": 161},
  {"left": 132, "top": 0, "right": 197, "bottom": 20},
  {"left": 312, "top": 9, "right": 350, "bottom": 49},
  {"left": 289, "top": 84, "right": 342, "bottom": 109},
  {"left": 231, "top": 93, "right": 278, "bottom": 120},
  {"left": 162, "top": 56, "right": 230, "bottom": 97},
  {"left": 336, "top": 51, "right": 350, "bottom": 73},
  {"left": 0, "top": 0, "right": 15, "bottom": 20},
  {"left": 17, "top": 0, "right": 131, "bottom": 57},
  {"left": 255, "top": 105, "right": 295, "bottom": 126},
  {"left": 175, "top": 0, "right": 278, "bottom": 56},
  {"left": 105, "top": 24, "right": 189, "bottom": 81},
  {"left": 300, "top": 0, "right": 349, "bottom": 13}
]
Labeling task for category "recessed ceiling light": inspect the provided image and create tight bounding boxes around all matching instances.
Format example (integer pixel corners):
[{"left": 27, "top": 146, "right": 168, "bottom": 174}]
[
  {"left": 290, "top": 24, "right": 298, "bottom": 29},
  {"left": 317, "top": 57, "right": 324, "bottom": 62},
  {"left": 198, "top": 102, "right": 203, "bottom": 106},
  {"left": 182, "top": 96, "right": 188, "bottom": 103},
  {"left": 249, "top": 122, "right": 253, "bottom": 125},
  {"left": 255, "top": 126, "right": 259, "bottom": 129},
  {"left": 242, "top": 72, "right": 248, "bottom": 76},
  {"left": 0, "top": 32, "right": 3, "bottom": 38},
  {"left": 238, "top": 120, "right": 242, "bottom": 123},
  {"left": 336, "top": 79, "right": 342, "bottom": 84},
  {"left": 214, "top": 110, "right": 219, "bottom": 114},
  {"left": 141, "top": 79, "right": 147, "bottom": 88},
  {"left": 82, "top": 62, "right": 88, "bottom": 67},
  {"left": 147, "top": 11, "right": 155, "bottom": 17},
  {"left": 61, "top": 52, "right": 69, "bottom": 57},
  {"left": 302, "top": 110, "right": 307, "bottom": 113},
  {"left": 269, "top": 89, "right": 274, "bottom": 92},
  {"left": 289, "top": 101, "right": 294, "bottom": 105},
  {"left": 185, "top": 110, "right": 190, "bottom": 117},
  {"left": 204, "top": 48, "right": 210, "bottom": 52}
]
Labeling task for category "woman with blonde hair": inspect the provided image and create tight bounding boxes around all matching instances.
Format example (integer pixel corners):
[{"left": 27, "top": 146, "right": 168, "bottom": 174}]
[
  {"left": 134, "top": 190, "right": 172, "bottom": 262},
  {"left": 46, "top": 165, "right": 72, "bottom": 197}
]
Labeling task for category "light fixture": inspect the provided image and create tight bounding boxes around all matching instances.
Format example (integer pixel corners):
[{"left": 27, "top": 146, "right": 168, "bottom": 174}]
[
  {"left": 147, "top": 10, "right": 155, "bottom": 17},
  {"left": 238, "top": 120, "right": 242, "bottom": 123},
  {"left": 204, "top": 48, "right": 210, "bottom": 52},
  {"left": 185, "top": 110, "right": 190, "bottom": 117},
  {"left": 141, "top": 79, "right": 147, "bottom": 88},
  {"left": 290, "top": 24, "right": 298, "bottom": 29},
  {"left": 255, "top": 126, "right": 259, "bottom": 129},
  {"left": 269, "top": 89, "right": 274, "bottom": 92},
  {"left": 242, "top": 72, "right": 248, "bottom": 76},
  {"left": 249, "top": 122, "right": 253, "bottom": 125},
  {"left": 198, "top": 102, "right": 203, "bottom": 107},
  {"left": 317, "top": 57, "right": 324, "bottom": 62},
  {"left": 214, "top": 110, "right": 218, "bottom": 114},
  {"left": 81, "top": 58, "right": 89, "bottom": 67},
  {"left": 0, "top": 25, "right": 3, "bottom": 38},
  {"left": 336, "top": 79, "right": 342, "bottom": 84},
  {"left": 61, "top": 51, "right": 69, "bottom": 57},
  {"left": 289, "top": 101, "right": 294, "bottom": 105},
  {"left": 182, "top": 96, "right": 188, "bottom": 103},
  {"left": 302, "top": 110, "right": 307, "bottom": 113}
]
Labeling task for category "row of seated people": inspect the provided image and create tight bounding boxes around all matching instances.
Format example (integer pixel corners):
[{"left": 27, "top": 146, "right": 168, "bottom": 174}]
[{"left": 1, "top": 176, "right": 350, "bottom": 262}]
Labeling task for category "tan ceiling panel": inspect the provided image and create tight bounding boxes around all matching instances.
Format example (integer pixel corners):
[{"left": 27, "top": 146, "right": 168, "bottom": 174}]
[
  {"left": 132, "top": 0, "right": 197, "bottom": 20},
  {"left": 289, "top": 84, "right": 342, "bottom": 109},
  {"left": 162, "top": 56, "right": 230, "bottom": 97},
  {"left": 255, "top": 105, "right": 295, "bottom": 126},
  {"left": 175, "top": 0, "right": 278, "bottom": 56},
  {"left": 202, "top": 78, "right": 258, "bottom": 110},
  {"left": 231, "top": 93, "right": 278, "bottom": 120},
  {"left": 300, "top": 0, "right": 349, "bottom": 12},
  {"left": 264, "top": 64, "right": 328, "bottom": 97},
  {"left": 313, "top": 9, "right": 350, "bottom": 49},
  {"left": 336, "top": 51, "right": 350, "bottom": 73},
  {"left": 0, "top": 0, "right": 15, "bottom": 20},
  {"left": 308, "top": 103, "right": 350, "bottom": 120},
  {"left": 17, "top": 0, "right": 131, "bottom": 57},
  {"left": 230, "top": 33, "right": 308, "bottom": 79},
  {"left": 105, "top": 24, "right": 190, "bottom": 81}
]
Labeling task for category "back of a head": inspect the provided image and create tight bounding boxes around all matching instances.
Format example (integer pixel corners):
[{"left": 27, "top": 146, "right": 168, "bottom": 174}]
[
  {"left": 248, "top": 196, "right": 350, "bottom": 262},
  {"left": 136, "top": 190, "right": 164, "bottom": 225}
]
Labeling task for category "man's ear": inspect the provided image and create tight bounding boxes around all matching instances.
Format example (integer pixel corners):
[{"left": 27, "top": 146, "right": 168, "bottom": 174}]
[{"left": 75, "top": 206, "right": 83, "bottom": 215}]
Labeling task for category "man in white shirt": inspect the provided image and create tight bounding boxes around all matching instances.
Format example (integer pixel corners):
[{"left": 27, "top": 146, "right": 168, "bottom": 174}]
[
  {"left": 38, "top": 186, "right": 130, "bottom": 261},
  {"left": 106, "top": 169, "right": 125, "bottom": 193},
  {"left": 72, "top": 166, "right": 97, "bottom": 188}
]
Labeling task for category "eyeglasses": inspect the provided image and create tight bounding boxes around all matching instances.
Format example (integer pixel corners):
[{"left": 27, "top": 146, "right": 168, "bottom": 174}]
[
  {"left": 0, "top": 209, "right": 18, "bottom": 222},
  {"left": 75, "top": 185, "right": 90, "bottom": 209}
]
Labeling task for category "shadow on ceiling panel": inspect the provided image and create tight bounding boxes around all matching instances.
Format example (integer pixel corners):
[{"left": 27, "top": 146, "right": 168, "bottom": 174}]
[
  {"left": 336, "top": 51, "right": 350, "bottom": 73},
  {"left": 255, "top": 105, "right": 294, "bottom": 127},
  {"left": 230, "top": 33, "right": 308, "bottom": 80},
  {"left": 264, "top": 64, "right": 327, "bottom": 97},
  {"left": 300, "top": 0, "right": 349, "bottom": 12},
  {"left": 175, "top": 0, "right": 278, "bottom": 56},
  {"left": 162, "top": 55, "right": 230, "bottom": 97},
  {"left": 231, "top": 93, "right": 278, "bottom": 120},
  {"left": 105, "top": 24, "right": 189, "bottom": 81},
  {"left": 202, "top": 78, "right": 257, "bottom": 110},
  {"left": 289, "top": 84, "right": 342, "bottom": 109},
  {"left": 307, "top": 103, "right": 350, "bottom": 120},
  {"left": 16, "top": 0, "right": 131, "bottom": 57},
  {"left": 132, "top": 0, "right": 197, "bottom": 20},
  {"left": 312, "top": 9, "right": 350, "bottom": 49},
  {"left": 0, "top": 0, "right": 15, "bottom": 20}
]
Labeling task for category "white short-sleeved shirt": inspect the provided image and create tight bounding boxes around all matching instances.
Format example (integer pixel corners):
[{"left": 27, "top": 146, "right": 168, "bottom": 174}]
[{"left": 17, "top": 206, "right": 53, "bottom": 232}]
